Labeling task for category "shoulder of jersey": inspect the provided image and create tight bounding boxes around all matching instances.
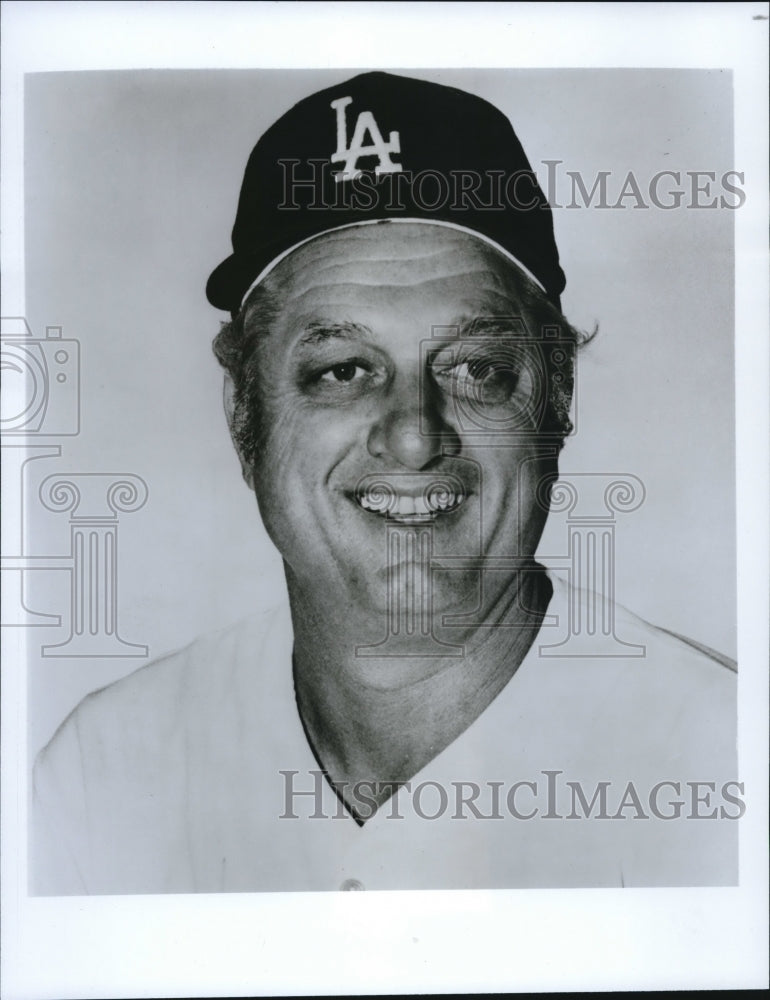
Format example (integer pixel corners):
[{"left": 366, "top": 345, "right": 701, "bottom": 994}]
[
  {"left": 38, "top": 606, "right": 284, "bottom": 767},
  {"left": 549, "top": 572, "right": 736, "bottom": 672},
  {"left": 544, "top": 574, "right": 737, "bottom": 738}
]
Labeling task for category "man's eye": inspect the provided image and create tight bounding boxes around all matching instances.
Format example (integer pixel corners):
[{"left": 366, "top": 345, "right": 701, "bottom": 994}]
[
  {"left": 300, "top": 357, "right": 383, "bottom": 400},
  {"left": 319, "top": 362, "right": 368, "bottom": 383},
  {"left": 449, "top": 360, "right": 488, "bottom": 384},
  {"left": 435, "top": 359, "right": 520, "bottom": 404}
]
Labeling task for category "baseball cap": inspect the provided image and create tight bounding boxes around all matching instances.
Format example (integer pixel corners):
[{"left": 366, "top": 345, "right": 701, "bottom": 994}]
[{"left": 206, "top": 71, "right": 566, "bottom": 314}]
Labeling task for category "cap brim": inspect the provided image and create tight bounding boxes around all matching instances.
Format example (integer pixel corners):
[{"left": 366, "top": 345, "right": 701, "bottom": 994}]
[{"left": 206, "top": 253, "right": 258, "bottom": 314}]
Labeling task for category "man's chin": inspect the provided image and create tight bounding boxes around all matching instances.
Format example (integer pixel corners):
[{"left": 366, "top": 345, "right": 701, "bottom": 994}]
[{"left": 349, "top": 563, "right": 481, "bottom": 621}]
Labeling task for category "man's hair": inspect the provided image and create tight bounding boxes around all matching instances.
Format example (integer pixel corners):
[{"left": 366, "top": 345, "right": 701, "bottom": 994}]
[{"left": 212, "top": 266, "right": 595, "bottom": 471}]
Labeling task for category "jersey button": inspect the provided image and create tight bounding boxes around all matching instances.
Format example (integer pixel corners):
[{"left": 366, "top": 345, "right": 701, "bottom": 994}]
[{"left": 339, "top": 878, "right": 365, "bottom": 891}]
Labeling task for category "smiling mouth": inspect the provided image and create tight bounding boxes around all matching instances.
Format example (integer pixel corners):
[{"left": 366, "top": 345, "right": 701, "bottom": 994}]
[{"left": 353, "top": 475, "right": 467, "bottom": 524}]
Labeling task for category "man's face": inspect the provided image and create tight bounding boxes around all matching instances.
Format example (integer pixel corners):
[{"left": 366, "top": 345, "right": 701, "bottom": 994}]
[{"left": 236, "top": 223, "right": 560, "bottom": 625}]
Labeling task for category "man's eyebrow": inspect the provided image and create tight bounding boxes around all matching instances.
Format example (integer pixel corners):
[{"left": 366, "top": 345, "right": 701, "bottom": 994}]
[
  {"left": 452, "top": 315, "right": 528, "bottom": 338},
  {"left": 297, "top": 321, "right": 373, "bottom": 345}
]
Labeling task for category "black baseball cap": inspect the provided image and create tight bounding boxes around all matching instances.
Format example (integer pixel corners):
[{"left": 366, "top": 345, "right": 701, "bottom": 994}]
[{"left": 206, "top": 71, "right": 565, "bottom": 314}]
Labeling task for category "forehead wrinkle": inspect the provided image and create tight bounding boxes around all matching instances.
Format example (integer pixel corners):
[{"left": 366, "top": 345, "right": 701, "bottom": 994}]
[
  {"left": 305, "top": 223, "right": 518, "bottom": 270},
  {"left": 282, "top": 267, "right": 513, "bottom": 308},
  {"left": 271, "top": 239, "right": 519, "bottom": 295}
]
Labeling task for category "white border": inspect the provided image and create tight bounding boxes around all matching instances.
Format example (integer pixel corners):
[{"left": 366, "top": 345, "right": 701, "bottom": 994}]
[{"left": 2, "top": 2, "right": 768, "bottom": 997}]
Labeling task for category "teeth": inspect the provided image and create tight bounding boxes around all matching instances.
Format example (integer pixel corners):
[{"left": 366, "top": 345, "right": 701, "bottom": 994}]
[
  {"left": 359, "top": 492, "right": 387, "bottom": 513},
  {"left": 429, "top": 491, "right": 456, "bottom": 512},
  {"left": 357, "top": 489, "right": 465, "bottom": 517}
]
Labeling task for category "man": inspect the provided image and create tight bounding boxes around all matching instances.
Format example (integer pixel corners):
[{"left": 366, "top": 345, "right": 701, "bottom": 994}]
[{"left": 33, "top": 72, "right": 739, "bottom": 894}]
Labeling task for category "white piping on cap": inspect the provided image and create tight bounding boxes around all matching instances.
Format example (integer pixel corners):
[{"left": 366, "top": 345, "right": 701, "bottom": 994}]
[{"left": 239, "top": 217, "right": 547, "bottom": 308}]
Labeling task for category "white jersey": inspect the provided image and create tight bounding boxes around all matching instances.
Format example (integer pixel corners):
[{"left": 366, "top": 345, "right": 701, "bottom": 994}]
[{"left": 32, "top": 573, "right": 739, "bottom": 894}]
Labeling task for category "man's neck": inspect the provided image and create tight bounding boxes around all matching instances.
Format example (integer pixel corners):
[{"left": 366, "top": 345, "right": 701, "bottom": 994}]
[{"left": 288, "top": 566, "right": 552, "bottom": 823}]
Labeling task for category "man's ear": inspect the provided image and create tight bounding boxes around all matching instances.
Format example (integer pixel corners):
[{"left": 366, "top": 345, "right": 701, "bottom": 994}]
[{"left": 223, "top": 374, "right": 255, "bottom": 491}]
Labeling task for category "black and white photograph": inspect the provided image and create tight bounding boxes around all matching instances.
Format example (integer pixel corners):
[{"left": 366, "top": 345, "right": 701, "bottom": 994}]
[{"left": 2, "top": 2, "right": 768, "bottom": 996}]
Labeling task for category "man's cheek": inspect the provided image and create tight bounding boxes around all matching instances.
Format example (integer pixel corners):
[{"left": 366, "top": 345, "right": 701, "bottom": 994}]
[{"left": 253, "top": 396, "right": 318, "bottom": 474}]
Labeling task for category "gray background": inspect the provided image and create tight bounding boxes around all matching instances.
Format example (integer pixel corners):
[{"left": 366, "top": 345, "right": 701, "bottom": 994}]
[{"left": 23, "top": 68, "right": 736, "bottom": 757}]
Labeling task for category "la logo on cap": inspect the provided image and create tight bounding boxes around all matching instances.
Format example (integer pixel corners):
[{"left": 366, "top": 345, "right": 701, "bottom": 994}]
[{"left": 330, "top": 96, "right": 403, "bottom": 182}]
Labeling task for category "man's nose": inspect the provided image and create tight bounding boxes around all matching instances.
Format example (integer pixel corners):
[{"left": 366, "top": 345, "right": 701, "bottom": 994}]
[{"left": 366, "top": 376, "right": 461, "bottom": 469}]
